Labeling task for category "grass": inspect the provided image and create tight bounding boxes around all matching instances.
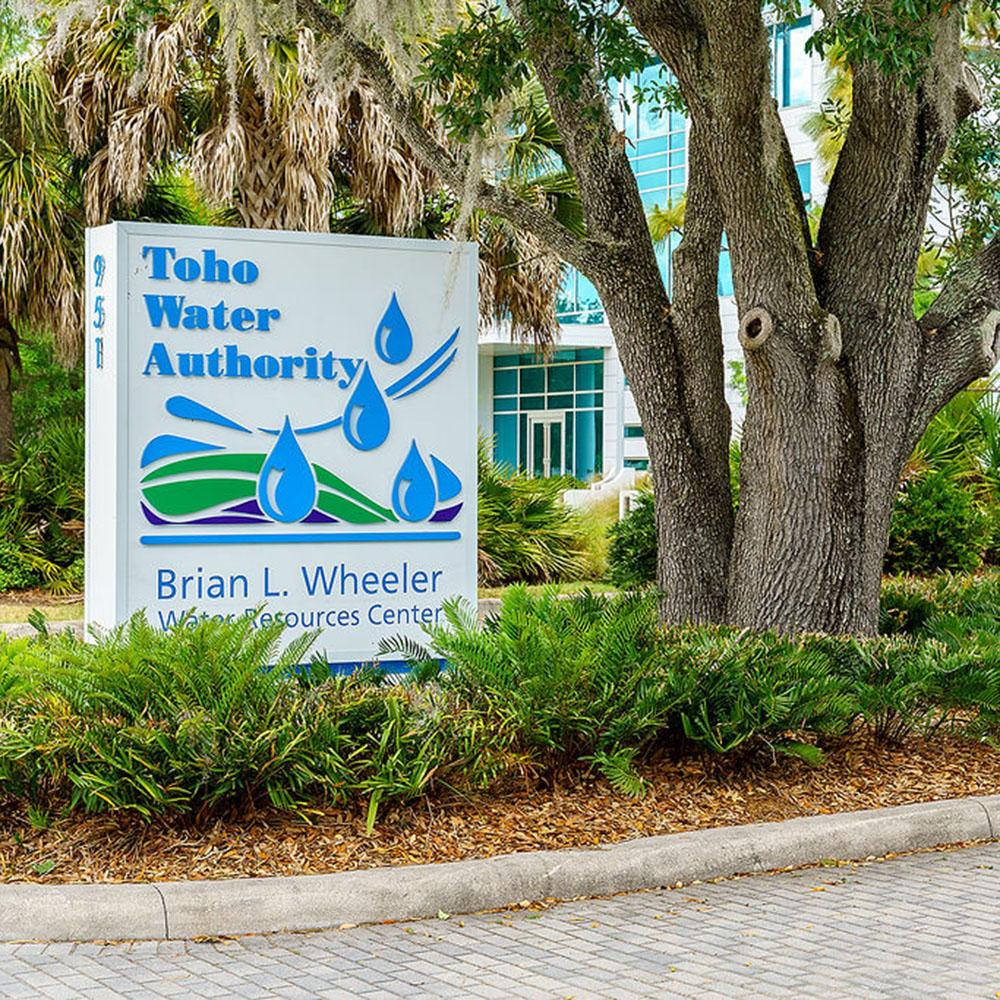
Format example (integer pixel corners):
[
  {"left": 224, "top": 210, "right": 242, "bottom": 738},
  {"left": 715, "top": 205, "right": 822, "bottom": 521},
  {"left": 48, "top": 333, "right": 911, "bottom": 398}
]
[{"left": 0, "top": 594, "right": 83, "bottom": 623}]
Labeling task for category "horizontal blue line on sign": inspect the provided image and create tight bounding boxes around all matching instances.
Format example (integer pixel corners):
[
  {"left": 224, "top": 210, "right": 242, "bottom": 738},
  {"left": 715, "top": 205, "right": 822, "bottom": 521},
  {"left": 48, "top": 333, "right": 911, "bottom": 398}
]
[{"left": 140, "top": 531, "right": 461, "bottom": 546}]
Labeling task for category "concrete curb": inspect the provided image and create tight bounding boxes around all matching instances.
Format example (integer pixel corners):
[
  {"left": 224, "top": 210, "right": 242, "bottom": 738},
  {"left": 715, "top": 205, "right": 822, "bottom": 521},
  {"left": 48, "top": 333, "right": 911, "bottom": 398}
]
[{"left": 1, "top": 796, "right": 996, "bottom": 942}]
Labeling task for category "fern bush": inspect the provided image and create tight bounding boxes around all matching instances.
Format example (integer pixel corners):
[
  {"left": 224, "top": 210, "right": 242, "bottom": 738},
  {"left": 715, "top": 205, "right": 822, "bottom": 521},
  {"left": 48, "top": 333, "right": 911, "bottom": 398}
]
[
  {"left": 0, "top": 614, "right": 499, "bottom": 823},
  {"left": 0, "top": 579, "right": 998, "bottom": 823}
]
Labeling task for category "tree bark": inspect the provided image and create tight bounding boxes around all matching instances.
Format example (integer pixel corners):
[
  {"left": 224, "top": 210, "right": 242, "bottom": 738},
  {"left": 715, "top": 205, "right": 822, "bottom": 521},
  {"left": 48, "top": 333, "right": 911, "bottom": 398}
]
[{"left": 0, "top": 324, "right": 17, "bottom": 465}]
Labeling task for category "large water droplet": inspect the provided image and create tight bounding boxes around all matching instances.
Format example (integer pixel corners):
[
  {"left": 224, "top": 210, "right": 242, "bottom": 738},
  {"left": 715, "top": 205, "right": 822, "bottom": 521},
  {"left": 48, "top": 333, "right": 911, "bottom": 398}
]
[
  {"left": 257, "top": 417, "right": 317, "bottom": 523},
  {"left": 392, "top": 440, "right": 436, "bottom": 523},
  {"left": 343, "top": 363, "right": 390, "bottom": 451},
  {"left": 374, "top": 292, "right": 413, "bottom": 365}
]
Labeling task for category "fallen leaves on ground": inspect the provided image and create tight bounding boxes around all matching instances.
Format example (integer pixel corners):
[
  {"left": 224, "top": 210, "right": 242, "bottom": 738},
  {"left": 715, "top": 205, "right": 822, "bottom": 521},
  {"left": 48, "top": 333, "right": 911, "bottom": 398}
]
[{"left": 1, "top": 732, "right": 998, "bottom": 885}]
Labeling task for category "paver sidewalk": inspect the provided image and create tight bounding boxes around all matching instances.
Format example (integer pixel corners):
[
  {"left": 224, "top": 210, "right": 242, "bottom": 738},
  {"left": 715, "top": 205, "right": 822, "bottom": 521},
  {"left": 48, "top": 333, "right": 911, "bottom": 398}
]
[{"left": 2, "top": 841, "right": 998, "bottom": 999}]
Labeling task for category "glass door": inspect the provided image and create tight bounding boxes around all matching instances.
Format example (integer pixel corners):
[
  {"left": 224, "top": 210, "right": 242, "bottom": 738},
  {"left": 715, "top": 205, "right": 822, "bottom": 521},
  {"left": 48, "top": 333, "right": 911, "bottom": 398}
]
[{"left": 527, "top": 413, "right": 565, "bottom": 478}]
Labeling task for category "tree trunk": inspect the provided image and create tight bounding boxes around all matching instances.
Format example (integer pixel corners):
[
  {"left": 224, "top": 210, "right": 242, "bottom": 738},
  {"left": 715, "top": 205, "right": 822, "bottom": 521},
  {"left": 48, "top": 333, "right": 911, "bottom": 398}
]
[
  {"left": 594, "top": 262, "right": 733, "bottom": 623},
  {"left": 723, "top": 308, "right": 873, "bottom": 634},
  {"left": 0, "top": 325, "right": 16, "bottom": 465}
]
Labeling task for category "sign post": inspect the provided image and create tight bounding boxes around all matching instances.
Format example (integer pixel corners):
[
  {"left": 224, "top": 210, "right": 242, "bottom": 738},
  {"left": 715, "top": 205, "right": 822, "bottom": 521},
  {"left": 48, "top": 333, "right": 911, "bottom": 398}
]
[{"left": 85, "top": 223, "right": 477, "bottom": 667}]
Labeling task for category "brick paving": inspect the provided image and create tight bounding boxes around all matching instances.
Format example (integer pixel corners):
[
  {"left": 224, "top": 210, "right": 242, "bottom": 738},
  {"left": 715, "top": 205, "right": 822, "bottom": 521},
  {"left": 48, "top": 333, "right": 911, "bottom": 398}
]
[{"left": 1, "top": 841, "right": 998, "bottom": 998}]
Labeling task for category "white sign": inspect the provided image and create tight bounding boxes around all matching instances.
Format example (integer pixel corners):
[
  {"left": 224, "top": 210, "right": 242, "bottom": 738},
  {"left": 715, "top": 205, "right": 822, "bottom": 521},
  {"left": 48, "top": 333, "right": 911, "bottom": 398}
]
[{"left": 85, "top": 222, "right": 478, "bottom": 666}]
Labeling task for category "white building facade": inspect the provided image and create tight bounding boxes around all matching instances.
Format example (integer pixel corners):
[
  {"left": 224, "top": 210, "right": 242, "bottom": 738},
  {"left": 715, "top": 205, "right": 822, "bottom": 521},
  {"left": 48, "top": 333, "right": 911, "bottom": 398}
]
[{"left": 478, "top": 8, "right": 828, "bottom": 482}]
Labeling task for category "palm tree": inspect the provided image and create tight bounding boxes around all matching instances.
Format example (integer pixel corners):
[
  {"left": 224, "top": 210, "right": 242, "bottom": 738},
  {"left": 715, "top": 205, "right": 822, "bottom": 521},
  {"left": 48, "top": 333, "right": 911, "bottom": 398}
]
[
  {"left": 0, "top": 31, "right": 81, "bottom": 460},
  {"left": 48, "top": 0, "right": 577, "bottom": 344}
]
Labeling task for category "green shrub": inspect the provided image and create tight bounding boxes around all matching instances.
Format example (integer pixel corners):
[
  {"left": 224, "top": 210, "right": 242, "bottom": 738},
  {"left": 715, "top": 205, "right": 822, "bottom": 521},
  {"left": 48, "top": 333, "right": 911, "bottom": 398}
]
[
  {"left": 664, "top": 630, "right": 856, "bottom": 758},
  {"left": 10, "top": 339, "right": 84, "bottom": 443},
  {"left": 424, "top": 589, "right": 670, "bottom": 779},
  {"left": 885, "top": 469, "right": 992, "bottom": 574},
  {"left": 2, "top": 580, "right": 999, "bottom": 824},
  {"left": 477, "top": 439, "right": 589, "bottom": 585},
  {"left": 0, "top": 416, "right": 85, "bottom": 593},
  {"left": 606, "top": 489, "right": 656, "bottom": 587},
  {"left": 0, "top": 614, "right": 500, "bottom": 823}
]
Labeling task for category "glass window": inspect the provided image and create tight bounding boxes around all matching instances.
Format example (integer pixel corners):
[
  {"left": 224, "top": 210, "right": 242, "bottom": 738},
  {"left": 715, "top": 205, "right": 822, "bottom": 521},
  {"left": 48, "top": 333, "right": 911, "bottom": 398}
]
[
  {"left": 493, "top": 368, "right": 517, "bottom": 396},
  {"left": 580, "top": 410, "right": 605, "bottom": 480},
  {"left": 669, "top": 150, "right": 685, "bottom": 167},
  {"left": 635, "top": 137, "right": 668, "bottom": 158},
  {"left": 494, "top": 396, "right": 517, "bottom": 412},
  {"left": 669, "top": 130, "right": 685, "bottom": 150},
  {"left": 548, "top": 392, "right": 574, "bottom": 409},
  {"left": 575, "top": 363, "right": 601, "bottom": 390},
  {"left": 624, "top": 459, "right": 649, "bottom": 471},
  {"left": 624, "top": 425, "right": 644, "bottom": 439},
  {"left": 493, "top": 353, "right": 519, "bottom": 368},
  {"left": 771, "top": 16, "right": 812, "bottom": 107},
  {"left": 637, "top": 172, "right": 669, "bottom": 193},
  {"left": 795, "top": 160, "right": 812, "bottom": 203},
  {"left": 576, "top": 392, "right": 603, "bottom": 408},
  {"left": 520, "top": 367, "right": 544, "bottom": 394},
  {"left": 493, "top": 415, "right": 517, "bottom": 469},
  {"left": 718, "top": 233, "right": 734, "bottom": 297},
  {"left": 787, "top": 22, "right": 811, "bottom": 106},
  {"left": 551, "top": 349, "right": 579, "bottom": 363},
  {"left": 547, "top": 365, "right": 574, "bottom": 392},
  {"left": 521, "top": 394, "right": 545, "bottom": 411}
]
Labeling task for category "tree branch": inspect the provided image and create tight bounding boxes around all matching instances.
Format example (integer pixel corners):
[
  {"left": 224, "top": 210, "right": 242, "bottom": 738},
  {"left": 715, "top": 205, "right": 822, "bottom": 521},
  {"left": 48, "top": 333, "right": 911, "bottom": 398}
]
[
  {"left": 294, "top": 0, "right": 599, "bottom": 271},
  {"left": 909, "top": 236, "right": 1000, "bottom": 440},
  {"left": 817, "top": 8, "right": 971, "bottom": 330}
]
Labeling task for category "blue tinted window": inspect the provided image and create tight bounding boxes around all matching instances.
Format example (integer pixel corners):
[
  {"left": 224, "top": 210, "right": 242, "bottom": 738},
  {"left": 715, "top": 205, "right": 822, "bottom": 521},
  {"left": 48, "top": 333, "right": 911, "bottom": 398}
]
[
  {"left": 718, "top": 233, "right": 734, "bottom": 297},
  {"left": 493, "top": 415, "right": 517, "bottom": 468},
  {"left": 575, "top": 274, "right": 603, "bottom": 323},
  {"left": 575, "top": 410, "right": 603, "bottom": 480},
  {"left": 636, "top": 170, "right": 667, "bottom": 189},
  {"left": 576, "top": 363, "right": 601, "bottom": 390},
  {"left": 493, "top": 369, "right": 517, "bottom": 395},
  {"left": 624, "top": 425, "right": 644, "bottom": 439},
  {"left": 491, "top": 357, "right": 604, "bottom": 478},
  {"left": 795, "top": 160, "right": 812, "bottom": 203},
  {"left": 771, "top": 16, "right": 812, "bottom": 107},
  {"left": 547, "top": 365, "right": 574, "bottom": 392},
  {"left": 635, "top": 137, "right": 667, "bottom": 158},
  {"left": 520, "top": 367, "right": 544, "bottom": 394}
]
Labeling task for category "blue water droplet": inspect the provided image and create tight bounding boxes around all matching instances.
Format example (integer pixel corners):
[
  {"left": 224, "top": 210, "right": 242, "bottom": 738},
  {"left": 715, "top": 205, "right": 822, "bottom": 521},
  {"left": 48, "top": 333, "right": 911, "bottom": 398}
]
[
  {"left": 343, "top": 363, "right": 390, "bottom": 451},
  {"left": 392, "top": 440, "right": 436, "bottom": 522},
  {"left": 257, "top": 417, "right": 317, "bottom": 523},
  {"left": 431, "top": 455, "right": 462, "bottom": 502},
  {"left": 374, "top": 292, "right": 413, "bottom": 365}
]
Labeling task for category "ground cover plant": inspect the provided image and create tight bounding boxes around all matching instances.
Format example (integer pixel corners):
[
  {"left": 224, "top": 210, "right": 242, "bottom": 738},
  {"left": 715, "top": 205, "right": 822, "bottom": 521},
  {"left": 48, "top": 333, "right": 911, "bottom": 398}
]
[{"left": 0, "top": 576, "right": 997, "bottom": 830}]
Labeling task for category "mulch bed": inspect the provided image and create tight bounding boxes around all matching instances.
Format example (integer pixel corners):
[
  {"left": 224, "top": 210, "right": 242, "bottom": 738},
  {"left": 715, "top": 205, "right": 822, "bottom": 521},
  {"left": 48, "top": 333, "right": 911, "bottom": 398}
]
[{"left": 2, "top": 733, "right": 998, "bottom": 885}]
